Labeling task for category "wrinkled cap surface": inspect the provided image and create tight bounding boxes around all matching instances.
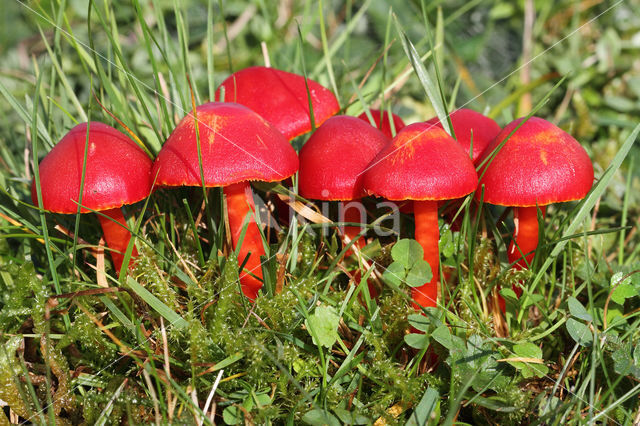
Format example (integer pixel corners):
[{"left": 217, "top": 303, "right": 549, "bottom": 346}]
[
  {"left": 363, "top": 122, "right": 478, "bottom": 201},
  {"left": 215, "top": 66, "right": 340, "bottom": 140},
  {"left": 424, "top": 108, "right": 501, "bottom": 163},
  {"left": 357, "top": 109, "right": 406, "bottom": 139},
  {"left": 153, "top": 102, "right": 299, "bottom": 187},
  {"left": 476, "top": 116, "right": 594, "bottom": 207},
  {"left": 298, "top": 115, "right": 390, "bottom": 200},
  {"left": 31, "top": 122, "right": 152, "bottom": 213}
]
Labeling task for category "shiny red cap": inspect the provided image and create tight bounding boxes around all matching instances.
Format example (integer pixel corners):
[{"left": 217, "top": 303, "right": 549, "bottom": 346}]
[
  {"left": 153, "top": 102, "right": 299, "bottom": 187},
  {"left": 298, "top": 115, "right": 390, "bottom": 200},
  {"left": 476, "top": 116, "right": 594, "bottom": 207},
  {"left": 31, "top": 122, "right": 152, "bottom": 213},
  {"left": 363, "top": 123, "right": 478, "bottom": 201},
  {"left": 215, "top": 66, "right": 340, "bottom": 140},
  {"left": 425, "top": 108, "right": 501, "bottom": 163}
]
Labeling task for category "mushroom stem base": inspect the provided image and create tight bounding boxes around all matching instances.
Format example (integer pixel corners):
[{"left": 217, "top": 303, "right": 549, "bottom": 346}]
[
  {"left": 508, "top": 206, "right": 546, "bottom": 272},
  {"left": 97, "top": 207, "right": 138, "bottom": 274},
  {"left": 498, "top": 206, "right": 546, "bottom": 312},
  {"left": 224, "top": 182, "right": 265, "bottom": 300}
]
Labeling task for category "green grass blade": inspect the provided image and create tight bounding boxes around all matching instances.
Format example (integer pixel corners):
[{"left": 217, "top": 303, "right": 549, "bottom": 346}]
[
  {"left": 126, "top": 276, "right": 189, "bottom": 330},
  {"left": 316, "top": 0, "right": 340, "bottom": 106},
  {"left": 207, "top": 0, "right": 216, "bottom": 101},
  {"left": 394, "top": 16, "right": 452, "bottom": 136},
  {"left": 619, "top": 156, "right": 633, "bottom": 264}
]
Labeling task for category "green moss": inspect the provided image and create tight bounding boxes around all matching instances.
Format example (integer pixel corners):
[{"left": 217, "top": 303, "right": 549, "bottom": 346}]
[
  {"left": 134, "top": 249, "right": 180, "bottom": 311},
  {"left": 0, "top": 263, "right": 35, "bottom": 332},
  {"left": 61, "top": 304, "right": 118, "bottom": 368},
  {"left": 82, "top": 380, "right": 150, "bottom": 425}
]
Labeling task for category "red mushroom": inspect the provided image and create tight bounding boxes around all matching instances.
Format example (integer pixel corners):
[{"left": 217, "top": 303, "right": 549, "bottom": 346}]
[
  {"left": 363, "top": 123, "right": 478, "bottom": 308},
  {"left": 357, "top": 109, "right": 406, "bottom": 139},
  {"left": 477, "top": 117, "right": 594, "bottom": 301},
  {"left": 425, "top": 108, "right": 501, "bottom": 164},
  {"left": 299, "top": 115, "right": 390, "bottom": 257},
  {"left": 215, "top": 66, "right": 340, "bottom": 140},
  {"left": 152, "top": 102, "right": 299, "bottom": 300},
  {"left": 31, "top": 122, "right": 152, "bottom": 273}
]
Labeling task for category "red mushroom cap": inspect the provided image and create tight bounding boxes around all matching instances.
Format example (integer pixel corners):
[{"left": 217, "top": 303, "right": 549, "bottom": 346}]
[
  {"left": 153, "top": 102, "right": 299, "bottom": 187},
  {"left": 363, "top": 123, "right": 478, "bottom": 201},
  {"left": 298, "top": 115, "right": 390, "bottom": 201},
  {"left": 424, "top": 108, "right": 501, "bottom": 163},
  {"left": 31, "top": 122, "right": 152, "bottom": 214},
  {"left": 476, "top": 116, "right": 594, "bottom": 207},
  {"left": 215, "top": 66, "right": 340, "bottom": 140},
  {"left": 357, "top": 109, "right": 406, "bottom": 139}
]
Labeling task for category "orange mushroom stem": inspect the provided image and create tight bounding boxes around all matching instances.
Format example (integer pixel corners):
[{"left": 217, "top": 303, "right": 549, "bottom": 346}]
[
  {"left": 507, "top": 206, "right": 546, "bottom": 297},
  {"left": 342, "top": 205, "right": 366, "bottom": 258},
  {"left": 413, "top": 200, "right": 439, "bottom": 309},
  {"left": 97, "top": 208, "right": 139, "bottom": 273},
  {"left": 224, "top": 181, "right": 265, "bottom": 300}
]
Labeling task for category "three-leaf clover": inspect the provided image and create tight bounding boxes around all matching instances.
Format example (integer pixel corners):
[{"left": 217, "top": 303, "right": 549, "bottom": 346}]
[{"left": 383, "top": 239, "right": 432, "bottom": 288}]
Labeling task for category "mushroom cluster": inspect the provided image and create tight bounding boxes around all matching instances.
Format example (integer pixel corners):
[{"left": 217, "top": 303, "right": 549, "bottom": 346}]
[{"left": 32, "top": 65, "right": 593, "bottom": 317}]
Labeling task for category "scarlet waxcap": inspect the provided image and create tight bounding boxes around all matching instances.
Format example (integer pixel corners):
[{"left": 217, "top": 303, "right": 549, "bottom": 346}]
[
  {"left": 425, "top": 108, "right": 501, "bottom": 163},
  {"left": 357, "top": 109, "right": 406, "bottom": 139},
  {"left": 363, "top": 123, "right": 478, "bottom": 201},
  {"left": 31, "top": 122, "right": 152, "bottom": 214},
  {"left": 476, "top": 116, "right": 594, "bottom": 207},
  {"left": 298, "top": 115, "right": 390, "bottom": 201},
  {"left": 215, "top": 66, "right": 340, "bottom": 140},
  {"left": 153, "top": 102, "right": 299, "bottom": 187}
]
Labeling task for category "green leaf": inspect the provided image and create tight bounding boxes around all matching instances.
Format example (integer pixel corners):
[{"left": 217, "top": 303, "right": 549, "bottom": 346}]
[
  {"left": 404, "top": 333, "right": 430, "bottom": 349},
  {"left": 253, "top": 393, "right": 271, "bottom": 407},
  {"left": 305, "top": 305, "right": 340, "bottom": 348},
  {"left": 612, "top": 341, "right": 640, "bottom": 378},
  {"left": 439, "top": 228, "right": 455, "bottom": 258},
  {"left": 391, "top": 239, "right": 424, "bottom": 269},
  {"left": 302, "top": 409, "right": 341, "bottom": 426},
  {"left": 408, "top": 314, "right": 429, "bottom": 332},
  {"left": 568, "top": 297, "right": 593, "bottom": 322},
  {"left": 507, "top": 342, "right": 549, "bottom": 379},
  {"left": 405, "top": 260, "right": 433, "bottom": 287},
  {"left": 499, "top": 288, "right": 518, "bottom": 302},
  {"left": 431, "top": 325, "right": 465, "bottom": 353},
  {"left": 611, "top": 283, "right": 637, "bottom": 305},
  {"left": 334, "top": 408, "right": 369, "bottom": 425},
  {"left": 513, "top": 342, "right": 542, "bottom": 359},
  {"left": 223, "top": 405, "right": 242, "bottom": 425},
  {"left": 566, "top": 318, "right": 593, "bottom": 347},
  {"left": 610, "top": 272, "right": 639, "bottom": 304},
  {"left": 383, "top": 261, "right": 406, "bottom": 287}
]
